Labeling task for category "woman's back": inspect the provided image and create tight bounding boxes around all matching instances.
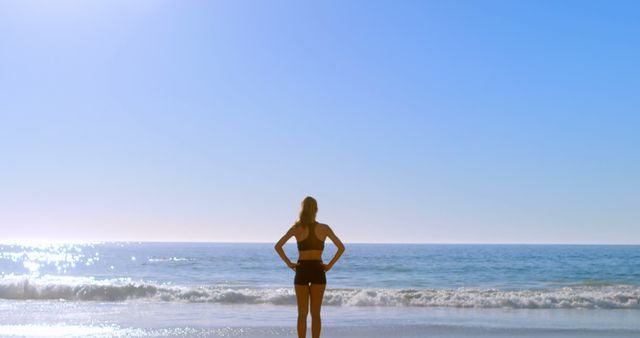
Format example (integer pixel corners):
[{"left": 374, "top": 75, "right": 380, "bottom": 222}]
[{"left": 296, "top": 222, "right": 326, "bottom": 261}]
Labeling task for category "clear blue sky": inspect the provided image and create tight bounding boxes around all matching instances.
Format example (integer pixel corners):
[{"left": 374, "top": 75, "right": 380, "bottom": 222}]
[{"left": 1, "top": 1, "right": 638, "bottom": 243}]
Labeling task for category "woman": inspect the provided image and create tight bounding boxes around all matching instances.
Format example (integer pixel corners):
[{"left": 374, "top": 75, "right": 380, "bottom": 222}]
[{"left": 274, "top": 196, "right": 345, "bottom": 338}]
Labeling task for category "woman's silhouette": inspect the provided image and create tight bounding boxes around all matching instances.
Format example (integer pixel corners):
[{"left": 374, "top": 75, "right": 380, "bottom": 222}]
[{"left": 275, "top": 196, "right": 345, "bottom": 338}]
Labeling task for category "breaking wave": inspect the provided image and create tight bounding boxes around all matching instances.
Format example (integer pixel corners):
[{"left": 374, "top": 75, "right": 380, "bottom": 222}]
[{"left": 1, "top": 275, "right": 638, "bottom": 309}]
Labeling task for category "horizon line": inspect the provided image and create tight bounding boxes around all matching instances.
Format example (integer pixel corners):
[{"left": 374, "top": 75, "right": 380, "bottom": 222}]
[{"left": 1, "top": 240, "right": 639, "bottom": 246}]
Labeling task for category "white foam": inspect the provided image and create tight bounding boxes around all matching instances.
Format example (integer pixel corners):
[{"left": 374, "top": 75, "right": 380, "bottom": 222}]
[
  {"left": 147, "top": 257, "right": 192, "bottom": 262},
  {"left": 1, "top": 275, "right": 638, "bottom": 309}
]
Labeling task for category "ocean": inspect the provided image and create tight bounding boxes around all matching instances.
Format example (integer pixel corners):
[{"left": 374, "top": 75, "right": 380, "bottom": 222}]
[{"left": 1, "top": 243, "right": 639, "bottom": 337}]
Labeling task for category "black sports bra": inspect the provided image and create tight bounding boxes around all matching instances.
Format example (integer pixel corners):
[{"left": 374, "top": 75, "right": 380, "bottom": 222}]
[{"left": 297, "top": 222, "right": 325, "bottom": 251}]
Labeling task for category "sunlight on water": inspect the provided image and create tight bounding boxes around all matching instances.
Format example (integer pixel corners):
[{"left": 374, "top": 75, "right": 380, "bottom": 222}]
[
  {"left": 0, "top": 324, "right": 135, "bottom": 337},
  {"left": 0, "top": 243, "right": 97, "bottom": 276},
  {"left": 0, "top": 324, "right": 281, "bottom": 337}
]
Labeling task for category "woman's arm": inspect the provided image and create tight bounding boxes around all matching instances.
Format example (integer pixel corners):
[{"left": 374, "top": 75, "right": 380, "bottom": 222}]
[
  {"left": 323, "top": 225, "right": 345, "bottom": 272},
  {"left": 274, "top": 227, "right": 297, "bottom": 270}
]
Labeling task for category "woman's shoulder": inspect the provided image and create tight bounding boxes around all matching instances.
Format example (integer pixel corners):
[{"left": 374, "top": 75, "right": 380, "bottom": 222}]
[
  {"left": 288, "top": 224, "right": 302, "bottom": 234},
  {"left": 316, "top": 222, "right": 332, "bottom": 233}
]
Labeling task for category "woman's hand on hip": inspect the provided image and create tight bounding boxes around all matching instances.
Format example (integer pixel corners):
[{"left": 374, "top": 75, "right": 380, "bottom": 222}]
[{"left": 288, "top": 262, "right": 297, "bottom": 271}]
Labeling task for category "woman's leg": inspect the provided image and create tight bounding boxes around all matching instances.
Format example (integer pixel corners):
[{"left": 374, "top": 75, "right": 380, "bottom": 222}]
[
  {"left": 295, "top": 284, "right": 310, "bottom": 338},
  {"left": 309, "top": 284, "right": 326, "bottom": 338}
]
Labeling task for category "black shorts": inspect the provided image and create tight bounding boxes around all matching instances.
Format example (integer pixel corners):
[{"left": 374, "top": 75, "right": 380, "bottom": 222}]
[{"left": 294, "top": 260, "right": 326, "bottom": 285}]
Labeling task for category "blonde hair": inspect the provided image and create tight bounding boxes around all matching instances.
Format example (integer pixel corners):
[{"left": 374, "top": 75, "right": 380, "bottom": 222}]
[{"left": 294, "top": 196, "right": 318, "bottom": 227}]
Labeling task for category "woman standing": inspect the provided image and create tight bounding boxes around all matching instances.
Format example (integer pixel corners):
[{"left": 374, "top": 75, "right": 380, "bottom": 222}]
[{"left": 275, "top": 196, "right": 345, "bottom": 338}]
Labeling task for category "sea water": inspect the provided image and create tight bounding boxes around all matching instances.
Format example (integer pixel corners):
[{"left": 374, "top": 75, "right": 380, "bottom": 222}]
[{"left": 1, "top": 243, "right": 639, "bottom": 337}]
